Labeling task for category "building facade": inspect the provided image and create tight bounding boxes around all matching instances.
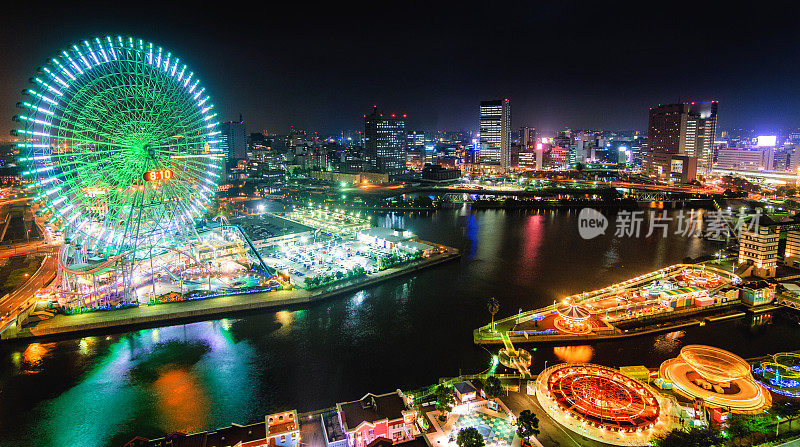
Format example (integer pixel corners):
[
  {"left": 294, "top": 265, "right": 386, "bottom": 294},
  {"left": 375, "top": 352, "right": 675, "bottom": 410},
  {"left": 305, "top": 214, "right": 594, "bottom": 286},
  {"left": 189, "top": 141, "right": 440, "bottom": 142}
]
[
  {"left": 125, "top": 410, "right": 300, "bottom": 447},
  {"left": 785, "top": 228, "right": 800, "bottom": 268},
  {"left": 364, "top": 107, "right": 407, "bottom": 174},
  {"left": 715, "top": 147, "right": 774, "bottom": 171},
  {"left": 644, "top": 102, "right": 717, "bottom": 181},
  {"left": 738, "top": 225, "right": 779, "bottom": 277},
  {"left": 221, "top": 118, "right": 248, "bottom": 162},
  {"left": 336, "top": 391, "right": 418, "bottom": 447},
  {"left": 479, "top": 99, "right": 511, "bottom": 171}
]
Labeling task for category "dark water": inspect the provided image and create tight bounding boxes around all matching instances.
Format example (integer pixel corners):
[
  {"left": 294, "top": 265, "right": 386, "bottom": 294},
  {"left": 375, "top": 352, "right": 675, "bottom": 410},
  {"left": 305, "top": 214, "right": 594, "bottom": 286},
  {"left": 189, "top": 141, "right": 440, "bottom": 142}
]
[{"left": 1, "top": 208, "right": 799, "bottom": 447}]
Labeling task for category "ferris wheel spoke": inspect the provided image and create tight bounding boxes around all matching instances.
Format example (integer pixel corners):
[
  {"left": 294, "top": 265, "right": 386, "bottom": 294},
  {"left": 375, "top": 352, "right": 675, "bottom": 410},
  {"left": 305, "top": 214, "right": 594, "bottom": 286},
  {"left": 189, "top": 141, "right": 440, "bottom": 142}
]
[{"left": 19, "top": 35, "right": 223, "bottom": 258}]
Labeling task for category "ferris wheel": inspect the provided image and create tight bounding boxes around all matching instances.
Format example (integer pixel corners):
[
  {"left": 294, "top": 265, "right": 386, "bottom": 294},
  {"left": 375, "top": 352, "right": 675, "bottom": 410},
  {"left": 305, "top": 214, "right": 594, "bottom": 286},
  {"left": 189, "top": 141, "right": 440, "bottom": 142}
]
[{"left": 14, "top": 36, "right": 223, "bottom": 255}]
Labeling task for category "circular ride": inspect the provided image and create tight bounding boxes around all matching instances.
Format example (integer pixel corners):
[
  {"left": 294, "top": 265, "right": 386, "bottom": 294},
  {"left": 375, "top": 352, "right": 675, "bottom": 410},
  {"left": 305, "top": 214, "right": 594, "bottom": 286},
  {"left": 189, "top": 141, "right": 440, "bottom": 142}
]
[
  {"left": 16, "top": 36, "right": 222, "bottom": 252},
  {"left": 14, "top": 36, "right": 226, "bottom": 307},
  {"left": 535, "top": 363, "right": 667, "bottom": 446},
  {"left": 681, "top": 269, "right": 723, "bottom": 288},
  {"left": 554, "top": 300, "right": 593, "bottom": 334},
  {"left": 659, "top": 345, "right": 769, "bottom": 412},
  {"left": 754, "top": 352, "right": 800, "bottom": 398}
]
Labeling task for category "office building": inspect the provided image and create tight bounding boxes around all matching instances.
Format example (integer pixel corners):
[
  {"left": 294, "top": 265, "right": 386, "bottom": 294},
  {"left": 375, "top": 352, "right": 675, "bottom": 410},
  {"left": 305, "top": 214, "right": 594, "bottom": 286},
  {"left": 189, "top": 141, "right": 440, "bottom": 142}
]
[
  {"left": 364, "top": 107, "right": 407, "bottom": 173},
  {"left": 479, "top": 99, "right": 511, "bottom": 170},
  {"left": 519, "top": 126, "right": 536, "bottom": 151},
  {"left": 644, "top": 102, "right": 717, "bottom": 182},
  {"left": 221, "top": 117, "right": 248, "bottom": 162},
  {"left": 406, "top": 131, "right": 426, "bottom": 150},
  {"left": 715, "top": 147, "right": 774, "bottom": 171},
  {"left": 421, "top": 164, "right": 461, "bottom": 182}
]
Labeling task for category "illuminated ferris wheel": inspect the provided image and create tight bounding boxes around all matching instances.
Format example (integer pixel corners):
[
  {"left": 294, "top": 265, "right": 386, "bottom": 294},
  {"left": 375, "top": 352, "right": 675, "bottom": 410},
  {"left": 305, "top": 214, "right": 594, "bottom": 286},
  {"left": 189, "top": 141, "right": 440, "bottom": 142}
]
[{"left": 14, "top": 36, "right": 223, "bottom": 255}]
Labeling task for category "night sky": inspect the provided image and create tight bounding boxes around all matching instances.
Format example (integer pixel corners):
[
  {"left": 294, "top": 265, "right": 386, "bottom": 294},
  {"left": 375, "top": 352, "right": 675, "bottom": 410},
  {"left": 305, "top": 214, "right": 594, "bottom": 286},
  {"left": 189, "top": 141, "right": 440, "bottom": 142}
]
[{"left": 1, "top": 1, "right": 799, "bottom": 136}]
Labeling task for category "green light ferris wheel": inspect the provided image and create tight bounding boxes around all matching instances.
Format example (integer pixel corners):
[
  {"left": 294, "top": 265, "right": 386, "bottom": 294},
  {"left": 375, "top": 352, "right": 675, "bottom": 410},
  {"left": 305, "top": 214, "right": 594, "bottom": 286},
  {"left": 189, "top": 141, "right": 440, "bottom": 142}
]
[{"left": 14, "top": 36, "right": 223, "bottom": 255}]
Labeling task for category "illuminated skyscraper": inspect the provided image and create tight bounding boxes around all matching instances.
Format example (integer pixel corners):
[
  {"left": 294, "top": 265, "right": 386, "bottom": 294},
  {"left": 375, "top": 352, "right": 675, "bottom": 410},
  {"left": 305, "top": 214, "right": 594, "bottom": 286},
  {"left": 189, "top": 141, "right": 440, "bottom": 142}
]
[
  {"left": 221, "top": 116, "right": 248, "bottom": 162},
  {"left": 644, "top": 101, "right": 717, "bottom": 182},
  {"left": 364, "top": 106, "right": 407, "bottom": 173},
  {"left": 479, "top": 99, "right": 511, "bottom": 170},
  {"left": 519, "top": 126, "right": 536, "bottom": 151}
]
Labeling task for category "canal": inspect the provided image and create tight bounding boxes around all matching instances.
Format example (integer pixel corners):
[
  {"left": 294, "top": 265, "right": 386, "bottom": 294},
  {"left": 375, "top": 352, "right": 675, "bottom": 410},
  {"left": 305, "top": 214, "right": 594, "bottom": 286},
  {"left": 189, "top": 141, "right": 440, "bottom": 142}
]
[{"left": 1, "top": 207, "right": 798, "bottom": 447}]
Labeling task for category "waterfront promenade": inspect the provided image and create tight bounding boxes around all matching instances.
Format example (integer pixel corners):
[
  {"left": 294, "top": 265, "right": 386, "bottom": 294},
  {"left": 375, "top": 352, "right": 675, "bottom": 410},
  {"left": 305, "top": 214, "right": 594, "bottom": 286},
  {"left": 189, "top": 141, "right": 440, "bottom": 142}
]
[{"left": 1, "top": 241, "right": 459, "bottom": 342}]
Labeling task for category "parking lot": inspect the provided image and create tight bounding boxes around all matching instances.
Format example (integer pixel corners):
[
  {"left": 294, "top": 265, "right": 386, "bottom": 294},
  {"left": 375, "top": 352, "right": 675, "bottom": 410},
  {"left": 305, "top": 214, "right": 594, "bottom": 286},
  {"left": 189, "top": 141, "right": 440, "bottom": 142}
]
[{"left": 262, "top": 237, "right": 398, "bottom": 286}]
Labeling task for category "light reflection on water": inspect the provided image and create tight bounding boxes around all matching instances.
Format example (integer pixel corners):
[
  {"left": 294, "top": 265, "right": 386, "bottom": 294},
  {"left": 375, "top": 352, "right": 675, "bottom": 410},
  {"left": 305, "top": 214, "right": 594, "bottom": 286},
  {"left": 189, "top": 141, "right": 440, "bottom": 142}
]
[
  {"left": 153, "top": 368, "right": 209, "bottom": 433},
  {"left": 2, "top": 209, "right": 796, "bottom": 447},
  {"left": 553, "top": 345, "right": 594, "bottom": 363}
]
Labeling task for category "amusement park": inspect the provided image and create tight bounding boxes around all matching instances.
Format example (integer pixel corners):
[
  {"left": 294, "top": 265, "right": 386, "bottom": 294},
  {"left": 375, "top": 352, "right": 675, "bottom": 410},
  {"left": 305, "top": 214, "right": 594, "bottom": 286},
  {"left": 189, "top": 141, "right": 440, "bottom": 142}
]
[
  {"left": 1, "top": 36, "right": 449, "bottom": 337},
  {"left": 5, "top": 16, "right": 800, "bottom": 447},
  {"left": 8, "top": 37, "right": 285, "bottom": 313}
]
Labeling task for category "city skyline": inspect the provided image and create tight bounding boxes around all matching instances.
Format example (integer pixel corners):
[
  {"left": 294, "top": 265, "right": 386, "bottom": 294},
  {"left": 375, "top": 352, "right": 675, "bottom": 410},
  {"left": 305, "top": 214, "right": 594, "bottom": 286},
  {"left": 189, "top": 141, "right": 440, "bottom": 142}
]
[{"left": 2, "top": 2, "right": 800, "bottom": 137}]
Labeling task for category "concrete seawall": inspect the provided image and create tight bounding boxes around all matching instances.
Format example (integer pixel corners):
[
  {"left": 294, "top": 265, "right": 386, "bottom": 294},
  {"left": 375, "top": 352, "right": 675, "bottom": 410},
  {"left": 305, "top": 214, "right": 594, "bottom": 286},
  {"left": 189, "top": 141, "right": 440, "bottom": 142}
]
[{"left": 2, "top": 246, "right": 460, "bottom": 343}]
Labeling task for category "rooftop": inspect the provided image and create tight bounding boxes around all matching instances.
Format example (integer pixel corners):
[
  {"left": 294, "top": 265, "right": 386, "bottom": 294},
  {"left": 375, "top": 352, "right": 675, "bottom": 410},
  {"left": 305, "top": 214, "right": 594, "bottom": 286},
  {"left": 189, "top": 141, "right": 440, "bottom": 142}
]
[
  {"left": 359, "top": 227, "right": 414, "bottom": 243},
  {"left": 267, "top": 410, "right": 298, "bottom": 436},
  {"left": 337, "top": 391, "right": 408, "bottom": 432},
  {"left": 233, "top": 213, "right": 314, "bottom": 241},
  {"left": 453, "top": 381, "right": 477, "bottom": 395}
]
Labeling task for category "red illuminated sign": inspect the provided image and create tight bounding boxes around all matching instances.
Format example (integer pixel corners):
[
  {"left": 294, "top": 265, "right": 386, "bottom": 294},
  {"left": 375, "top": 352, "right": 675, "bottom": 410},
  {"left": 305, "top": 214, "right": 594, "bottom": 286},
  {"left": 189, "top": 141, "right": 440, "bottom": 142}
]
[{"left": 143, "top": 169, "right": 174, "bottom": 181}]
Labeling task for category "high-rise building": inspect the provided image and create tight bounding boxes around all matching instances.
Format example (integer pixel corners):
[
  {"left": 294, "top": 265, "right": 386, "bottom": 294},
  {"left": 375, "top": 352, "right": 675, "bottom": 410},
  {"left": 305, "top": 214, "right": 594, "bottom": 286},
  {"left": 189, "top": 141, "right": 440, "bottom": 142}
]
[
  {"left": 518, "top": 126, "right": 536, "bottom": 151},
  {"left": 684, "top": 102, "right": 718, "bottom": 170},
  {"left": 221, "top": 116, "right": 247, "bottom": 162},
  {"left": 479, "top": 99, "right": 511, "bottom": 170},
  {"left": 364, "top": 107, "right": 407, "bottom": 173},
  {"left": 644, "top": 101, "right": 717, "bottom": 182},
  {"left": 407, "top": 131, "right": 426, "bottom": 150}
]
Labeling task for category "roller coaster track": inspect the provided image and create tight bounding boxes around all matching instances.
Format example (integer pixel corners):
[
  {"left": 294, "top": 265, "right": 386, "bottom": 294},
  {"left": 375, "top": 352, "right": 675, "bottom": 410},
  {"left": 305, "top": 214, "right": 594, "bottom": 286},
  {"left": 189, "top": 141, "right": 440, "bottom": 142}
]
[{"left": 58, "top": 244, "right": 208, "bottom": 276}]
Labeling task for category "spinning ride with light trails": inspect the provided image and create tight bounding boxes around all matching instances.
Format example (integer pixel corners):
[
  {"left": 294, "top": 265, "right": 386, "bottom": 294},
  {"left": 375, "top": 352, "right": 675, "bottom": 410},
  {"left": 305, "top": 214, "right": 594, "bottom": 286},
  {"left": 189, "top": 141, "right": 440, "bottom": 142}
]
[{"left": 14, "top": 36, "right": 224, "bottom": 307}]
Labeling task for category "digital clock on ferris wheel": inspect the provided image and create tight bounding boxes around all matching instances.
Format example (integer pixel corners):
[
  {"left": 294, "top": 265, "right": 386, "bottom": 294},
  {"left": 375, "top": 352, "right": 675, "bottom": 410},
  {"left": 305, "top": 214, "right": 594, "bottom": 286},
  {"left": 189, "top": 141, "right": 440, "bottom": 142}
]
[{"left": 143, "top": 169, "right": 174, "bottom": 182}]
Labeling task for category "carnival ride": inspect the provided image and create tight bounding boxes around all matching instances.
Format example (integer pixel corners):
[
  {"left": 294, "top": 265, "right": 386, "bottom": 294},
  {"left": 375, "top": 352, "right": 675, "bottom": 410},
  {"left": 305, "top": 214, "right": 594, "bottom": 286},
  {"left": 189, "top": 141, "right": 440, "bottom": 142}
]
[
  {"left": 14, "top": 36, "right": 275, "bottom": 308},
  {"left": 680, "top": 269, "right": 724, "bottom": 288},
  {"left": 554, "top": 300, "right": 593, "bottom": 334},
  {"left": 754, "top": 352, "right": 800, "bottom": 398},
  {"left": 535, "top": 363, "right": 670, "bottom": 446},
  {"left": 659, "top": 345, "right": 770, "bottom": 412}
]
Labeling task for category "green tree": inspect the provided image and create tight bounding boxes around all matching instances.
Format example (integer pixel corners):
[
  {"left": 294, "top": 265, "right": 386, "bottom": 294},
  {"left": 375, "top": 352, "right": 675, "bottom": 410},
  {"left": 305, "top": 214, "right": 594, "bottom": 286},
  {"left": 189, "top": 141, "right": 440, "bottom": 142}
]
[
  {"left": 484, "top": 376, "right": 503, "bottom": 398},
  {"left": 456, "top": 427, "right": 485, "bottom": 447},
  {"left": 652, "top": 427, "right": 724, "bottom": 447},
  {"left": 435, "top": 384, "right": 454, "bottom": 421},
  {"left": 727, "top": 413, "right": 772, "bottom": 445},
  {"left": 488, "top": 297, "right": 499, "bottom": 331},
  {"left": 774, "top": 400, "right": 800, "bottom": 431},
  {"left": 515, "top": 410, "right": 540, "bottom": 444}
]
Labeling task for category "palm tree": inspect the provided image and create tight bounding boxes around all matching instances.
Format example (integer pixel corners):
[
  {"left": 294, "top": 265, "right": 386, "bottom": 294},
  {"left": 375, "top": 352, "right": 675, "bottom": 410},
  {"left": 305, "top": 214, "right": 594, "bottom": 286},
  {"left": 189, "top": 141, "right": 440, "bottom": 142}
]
[{"left": 488, "top": 297, "right": 499, "bottom": 331}]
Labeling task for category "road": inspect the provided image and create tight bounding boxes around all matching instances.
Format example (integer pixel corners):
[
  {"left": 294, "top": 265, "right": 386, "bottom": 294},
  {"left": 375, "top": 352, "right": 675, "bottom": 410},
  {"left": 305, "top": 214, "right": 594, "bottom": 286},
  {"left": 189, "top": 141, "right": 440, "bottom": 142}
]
[
  {"left": 500, "top": 390, "right": 611, "bottom": 447},
  {"left": 0, "top": 247, "right": 59, "bottom": 328}
]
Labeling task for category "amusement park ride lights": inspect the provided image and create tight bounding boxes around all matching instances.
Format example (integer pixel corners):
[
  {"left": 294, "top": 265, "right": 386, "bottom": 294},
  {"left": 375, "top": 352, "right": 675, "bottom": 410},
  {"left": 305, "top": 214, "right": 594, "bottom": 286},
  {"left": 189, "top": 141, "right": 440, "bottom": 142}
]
[
  {"left": 15, "top": 36, "right": 227, "bottom": 306},
  {"left": 554, "top": 299, "right": 593, "bottom": 335},
  {"left": 680, "top": 268, "right": 723, "bottom": 288},
  {"left": 754, "top": 352, "right": 800, "bottom": 398},
  {"left": 659, "top": 345, "right": 770, "bottom": 412},
  {"left": 535, "top": 363, "right": 669, "bottom": 446}
]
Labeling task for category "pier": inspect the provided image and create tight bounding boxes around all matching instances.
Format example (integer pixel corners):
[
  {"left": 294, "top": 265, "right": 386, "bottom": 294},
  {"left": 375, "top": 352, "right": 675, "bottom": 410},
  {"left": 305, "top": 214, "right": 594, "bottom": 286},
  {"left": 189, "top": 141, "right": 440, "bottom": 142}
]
[{"left": 474, "top": 264, "right": 750, "bottom": 347}]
